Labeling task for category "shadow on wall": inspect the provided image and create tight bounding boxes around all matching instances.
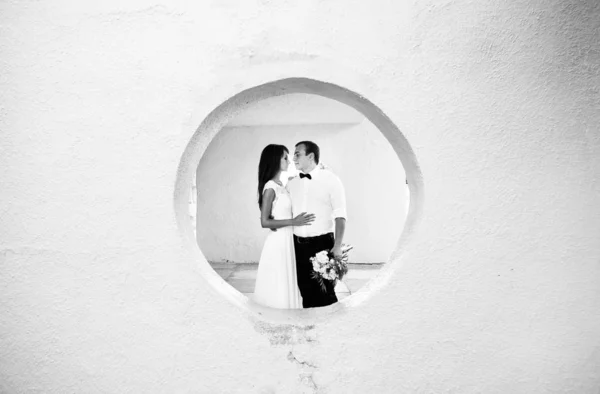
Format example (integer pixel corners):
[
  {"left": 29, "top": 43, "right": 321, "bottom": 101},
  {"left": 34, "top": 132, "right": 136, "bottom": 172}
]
[{"left": 192, "top": 93, "right": 408, "bottom": 266}]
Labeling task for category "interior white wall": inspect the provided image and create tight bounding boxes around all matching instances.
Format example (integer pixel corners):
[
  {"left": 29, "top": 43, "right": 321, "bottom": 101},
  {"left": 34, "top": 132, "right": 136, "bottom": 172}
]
[
  {"left": 195, "top": 94, "right": 407, "bottom": 264},
  {"left": 1, "top": 1, "right": 599, "bottom": 393},
  {"left": 227, "top": 93, "right": 365, "bottom": 126}
]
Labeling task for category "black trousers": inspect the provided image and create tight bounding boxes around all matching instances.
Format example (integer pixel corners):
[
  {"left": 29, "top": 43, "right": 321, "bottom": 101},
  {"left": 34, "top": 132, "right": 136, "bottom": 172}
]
[{"left": 294, "top": 232, "right": 338, "bottom": 308}]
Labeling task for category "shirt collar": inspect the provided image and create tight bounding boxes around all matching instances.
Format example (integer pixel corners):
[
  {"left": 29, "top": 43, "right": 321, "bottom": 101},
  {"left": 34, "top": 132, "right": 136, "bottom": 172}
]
[{"left": 307, "top": 165, "right": 321, "bottom": 177}]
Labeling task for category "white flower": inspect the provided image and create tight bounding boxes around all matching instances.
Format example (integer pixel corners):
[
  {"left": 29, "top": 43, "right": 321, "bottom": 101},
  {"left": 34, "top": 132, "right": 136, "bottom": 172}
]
[{"left": 316, "top": 252, "right": 329, "bottom": 264}]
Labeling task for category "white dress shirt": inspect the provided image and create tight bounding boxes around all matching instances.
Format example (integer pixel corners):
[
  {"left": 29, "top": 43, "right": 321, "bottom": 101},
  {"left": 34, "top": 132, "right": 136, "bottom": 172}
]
[{"left": 286, "top": 166, "right": 347, "bottom": 237}]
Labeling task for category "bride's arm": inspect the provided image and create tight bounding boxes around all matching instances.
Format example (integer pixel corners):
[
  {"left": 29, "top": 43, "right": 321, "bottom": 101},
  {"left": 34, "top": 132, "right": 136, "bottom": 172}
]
[{"left": 260, "top": 189, "right": 314, "bottom": 229}]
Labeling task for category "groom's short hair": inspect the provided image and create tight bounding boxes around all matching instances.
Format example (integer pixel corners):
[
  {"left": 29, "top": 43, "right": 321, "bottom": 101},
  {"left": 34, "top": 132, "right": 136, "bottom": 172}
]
[{"left": 296, "top": 141, "right": 320, "bottom": 164}]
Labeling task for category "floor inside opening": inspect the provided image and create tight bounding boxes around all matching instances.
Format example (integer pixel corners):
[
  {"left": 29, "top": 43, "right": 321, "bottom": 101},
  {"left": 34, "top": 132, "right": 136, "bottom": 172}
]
[{"left": 210, "top": 262, "right": 384, "bottom": 301}]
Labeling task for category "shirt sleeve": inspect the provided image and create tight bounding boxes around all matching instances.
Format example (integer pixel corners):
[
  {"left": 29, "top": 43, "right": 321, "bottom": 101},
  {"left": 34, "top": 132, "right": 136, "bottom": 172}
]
[{"left": 329, "top": 174, "right": 347, "bottom": 220}]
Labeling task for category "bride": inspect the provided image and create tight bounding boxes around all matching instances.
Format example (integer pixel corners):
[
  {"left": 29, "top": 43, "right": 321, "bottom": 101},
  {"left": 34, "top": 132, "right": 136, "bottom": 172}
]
[{"left": 253, "top": 144, "right": 315, "bottom": 309}]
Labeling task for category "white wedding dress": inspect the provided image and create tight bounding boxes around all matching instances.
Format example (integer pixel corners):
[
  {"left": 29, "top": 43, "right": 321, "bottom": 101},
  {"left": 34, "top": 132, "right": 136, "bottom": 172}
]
[{"left": 253, "top": 180, "right": 303, "bottom": 309}]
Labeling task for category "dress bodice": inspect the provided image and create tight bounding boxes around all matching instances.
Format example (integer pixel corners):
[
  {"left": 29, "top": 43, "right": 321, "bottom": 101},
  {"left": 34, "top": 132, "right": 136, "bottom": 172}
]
[{"left": 264, "top": 180, "right": 293, "bottom": 220}]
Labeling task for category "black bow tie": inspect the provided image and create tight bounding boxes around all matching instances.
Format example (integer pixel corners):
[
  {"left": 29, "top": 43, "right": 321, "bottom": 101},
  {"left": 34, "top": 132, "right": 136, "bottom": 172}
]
[{"left": 299, "top": 173, "right": 312, "bottom": 180}]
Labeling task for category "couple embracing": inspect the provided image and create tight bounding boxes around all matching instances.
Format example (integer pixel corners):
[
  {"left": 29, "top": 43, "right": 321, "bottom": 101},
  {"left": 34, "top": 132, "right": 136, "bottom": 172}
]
[{"left": 253, "top": 141, "right": 347, "bottom": 309}]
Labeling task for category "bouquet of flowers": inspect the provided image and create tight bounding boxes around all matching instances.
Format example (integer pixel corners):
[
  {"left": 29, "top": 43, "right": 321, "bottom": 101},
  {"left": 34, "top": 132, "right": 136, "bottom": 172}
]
[{"left": 310, "top": 244, "right": 353, "bottom": 292}]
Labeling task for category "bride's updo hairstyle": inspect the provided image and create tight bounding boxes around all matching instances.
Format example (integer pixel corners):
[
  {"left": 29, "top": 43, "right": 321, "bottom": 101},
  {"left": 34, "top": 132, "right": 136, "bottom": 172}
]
[{"left": 257, "top": 144, "right": 289, "bottom": 209}]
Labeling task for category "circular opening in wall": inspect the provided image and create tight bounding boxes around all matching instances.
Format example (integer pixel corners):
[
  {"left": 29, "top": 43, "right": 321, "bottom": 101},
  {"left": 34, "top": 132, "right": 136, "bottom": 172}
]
[{"left": 175, "top": 78, "right": 423, "bottom": 324}]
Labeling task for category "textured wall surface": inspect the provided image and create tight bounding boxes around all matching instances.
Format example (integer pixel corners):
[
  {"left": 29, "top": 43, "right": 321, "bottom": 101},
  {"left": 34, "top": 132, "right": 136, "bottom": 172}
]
[
  {"left": 1, "top": 1, "right": 600, "bottom": 393},
  {"left": 195, "top": 93, "right": 407, "bottom": 264}
]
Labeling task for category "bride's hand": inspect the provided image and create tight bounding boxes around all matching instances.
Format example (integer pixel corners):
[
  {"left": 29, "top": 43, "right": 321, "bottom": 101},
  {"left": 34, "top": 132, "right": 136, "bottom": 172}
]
[{"left": 292, "top": 212, "right": 315, "bottom": 226}]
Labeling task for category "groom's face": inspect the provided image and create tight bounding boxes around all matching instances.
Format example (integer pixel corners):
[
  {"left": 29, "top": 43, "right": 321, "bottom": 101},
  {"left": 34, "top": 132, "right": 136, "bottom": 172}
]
[{"left": 293, "top": 144, "right": 312, "bottom": 172}]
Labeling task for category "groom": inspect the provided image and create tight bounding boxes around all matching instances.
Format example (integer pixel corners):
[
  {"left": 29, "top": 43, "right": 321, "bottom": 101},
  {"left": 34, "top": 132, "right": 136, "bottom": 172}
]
[{"left": 287, "top": 141, "right": 347, "bottom": 308}]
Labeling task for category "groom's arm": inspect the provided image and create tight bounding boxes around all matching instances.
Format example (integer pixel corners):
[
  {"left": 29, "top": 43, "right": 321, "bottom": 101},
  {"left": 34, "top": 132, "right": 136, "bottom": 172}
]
[
  {"left": 332, "top": 218, "right": 346, "bottom": 258},
  {"left": 330, "top": 174, "right": 347, "bottom": 259}
]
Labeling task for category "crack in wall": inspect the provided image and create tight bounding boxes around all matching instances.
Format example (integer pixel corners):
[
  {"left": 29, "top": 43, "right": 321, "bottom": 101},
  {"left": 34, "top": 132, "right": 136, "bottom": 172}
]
[
  {"left": 299, "top": 373, "right": 318, "bottom": 392},
  {"left": 287, "top": 351, "right": 319, "bottom": 393},
  {"left": 287, "top": 351, "right": 317, "bottom": 369}
]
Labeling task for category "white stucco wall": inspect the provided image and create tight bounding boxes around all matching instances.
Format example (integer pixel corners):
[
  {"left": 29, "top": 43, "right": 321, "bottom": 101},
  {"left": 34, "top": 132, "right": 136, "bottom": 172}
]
[
  {"left": 196, "top": 94, "right": 407, "bottom": 264},
  {"left": 2, "top": 1, "right": 600, "bottom": 393}
]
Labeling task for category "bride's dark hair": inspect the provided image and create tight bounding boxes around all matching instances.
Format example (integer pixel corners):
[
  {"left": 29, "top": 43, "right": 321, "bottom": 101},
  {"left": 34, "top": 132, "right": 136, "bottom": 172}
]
[{"left": 258, "top": 144, "right": 288, "bottom": 209}]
